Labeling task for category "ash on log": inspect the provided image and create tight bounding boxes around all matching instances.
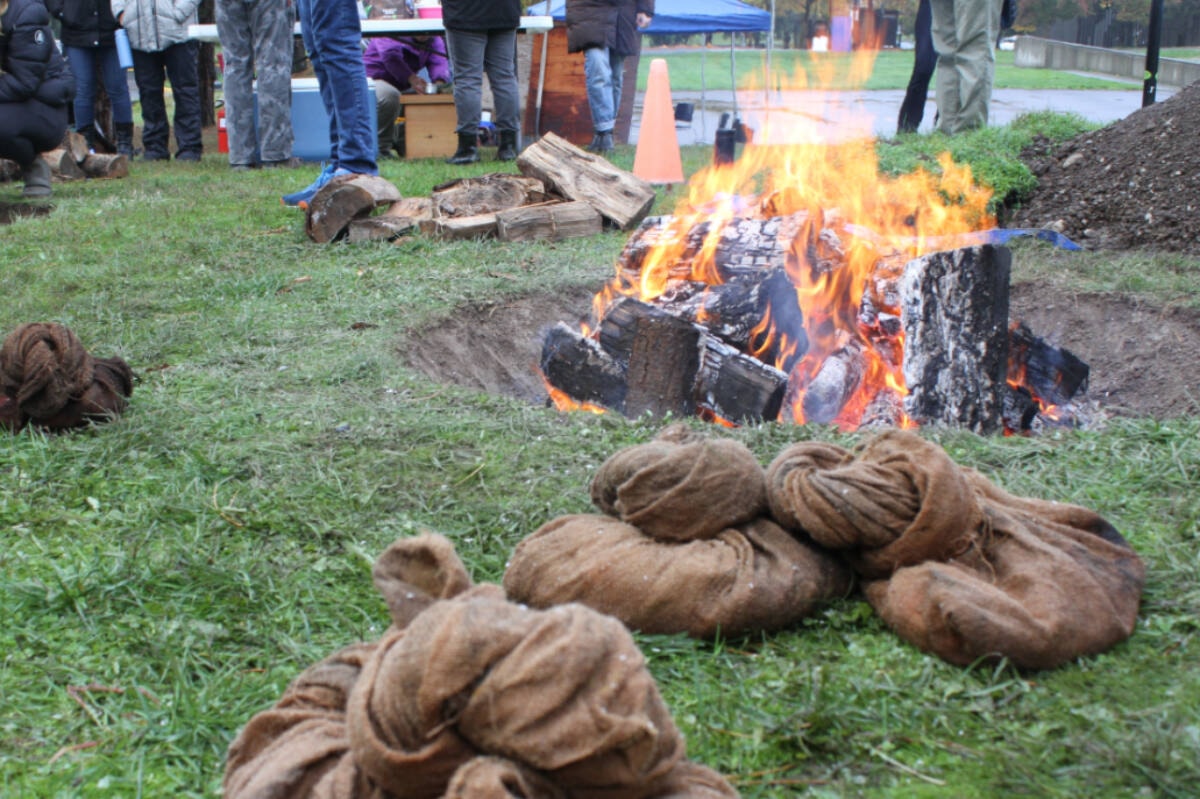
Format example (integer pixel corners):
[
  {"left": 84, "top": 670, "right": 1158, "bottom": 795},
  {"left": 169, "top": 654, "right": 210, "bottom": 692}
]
[
  {"left": 801, "top": 342, "right": 865, "bottom": 424},
  {"left": 901, "top": 244, "right": 1012, "bottom": 434}
]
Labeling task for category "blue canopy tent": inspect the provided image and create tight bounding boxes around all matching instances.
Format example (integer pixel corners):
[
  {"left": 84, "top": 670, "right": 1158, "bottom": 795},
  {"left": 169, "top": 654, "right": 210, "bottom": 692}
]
[{"left": 526, "top": 0, "right": 773, "bottom": 140}]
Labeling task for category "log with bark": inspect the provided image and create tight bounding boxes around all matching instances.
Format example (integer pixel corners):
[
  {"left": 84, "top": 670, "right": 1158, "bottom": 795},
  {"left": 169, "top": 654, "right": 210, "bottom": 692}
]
[
  {"left": 80, "top": 153, "right": 129, "bottom": 179},
  {"left": 540, "top": 322, "right": 628, "bottom": 411},
  {"left": 900, "top": 244, "right": 1013, "bottom": 434},
  {"left": 305, "top": 175, "right": 402, "bottom": 243},
  {"left": 422, "top": 212, "right": 499, "bottom": 241},
  {"left": 515, "top": 131, "right": 655, "bottom": 231}
]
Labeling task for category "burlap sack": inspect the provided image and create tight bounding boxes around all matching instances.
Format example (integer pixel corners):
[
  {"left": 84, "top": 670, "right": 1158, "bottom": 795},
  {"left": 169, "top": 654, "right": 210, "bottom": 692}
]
[
  {"left": 225, "top": 534, "right": 739, "bottom": 799},
  {"left": 0, "top": 322, "right": 95, "bottom": 420},
  {"left": 37, "top": 356, "right": 135, "bottom": 431},
  {"left": 589, "top": 424, "right": 767, "bottom": 541},
  {"left": 503, "top": 513, "right": 850, "bottom": 638},
  {"left": 766, "top": 430, "right": 1145, "bottom": 669}
]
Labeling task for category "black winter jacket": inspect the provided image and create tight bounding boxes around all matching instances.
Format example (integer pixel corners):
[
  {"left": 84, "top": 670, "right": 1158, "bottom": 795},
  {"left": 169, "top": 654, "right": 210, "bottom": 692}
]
[
  {"left": 566, "top": 0, "right": 653, "bottom": 56},
  {"left": 442, "top": 0, "right": 519, "bottom": 31},
  {"left": 0, "top": 0, "right": 75, "bottom": 106},
  {"left": 46, "top": 0, "right": 118, "bottom": 49}
]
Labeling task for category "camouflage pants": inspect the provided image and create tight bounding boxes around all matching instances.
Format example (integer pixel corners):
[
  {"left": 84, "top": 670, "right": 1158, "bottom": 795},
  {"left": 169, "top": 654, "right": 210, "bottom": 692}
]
[{"left": 216, "top": 0, "right": 295, "bottom": 164}]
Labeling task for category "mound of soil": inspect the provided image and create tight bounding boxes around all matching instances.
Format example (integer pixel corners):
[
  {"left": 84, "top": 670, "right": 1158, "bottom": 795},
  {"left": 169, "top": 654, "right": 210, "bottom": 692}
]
[
  {"left": 403, "top": 282, "right": 1200, "bottom": 422},
  {"left": 1010, "top": 80, "right": 1200, "bottom": 254}
]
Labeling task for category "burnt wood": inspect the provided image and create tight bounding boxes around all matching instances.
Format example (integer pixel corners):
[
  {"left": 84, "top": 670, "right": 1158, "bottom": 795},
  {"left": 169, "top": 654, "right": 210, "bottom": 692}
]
[
  {"left": 1008, "top": 321, "right": 1090, "bottom": 406},
  {"left": 802, "top": 343, "right": 865, "bottom": 424},
  {"left": 900, "top": 244, "right": 1013, "bottom": 434},
  {"left": 540, "top": 322, "right": 628, "bottom": 411}
]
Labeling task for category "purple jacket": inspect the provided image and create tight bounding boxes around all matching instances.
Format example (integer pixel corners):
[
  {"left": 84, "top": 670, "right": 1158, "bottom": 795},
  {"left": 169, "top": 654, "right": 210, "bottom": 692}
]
[{"left": 363, "top": 36, "right": 450, "bottom": 92}]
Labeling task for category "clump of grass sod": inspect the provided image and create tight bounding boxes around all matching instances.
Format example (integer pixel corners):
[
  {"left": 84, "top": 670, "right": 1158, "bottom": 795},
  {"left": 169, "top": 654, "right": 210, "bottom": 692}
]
[{"left": 1, "top": 114, "right": 1198, "bottom": 798}]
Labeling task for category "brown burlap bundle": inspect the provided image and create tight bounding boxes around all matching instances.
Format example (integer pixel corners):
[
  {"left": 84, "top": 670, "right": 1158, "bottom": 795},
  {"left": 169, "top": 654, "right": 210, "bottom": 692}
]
[
  {"left": 0, "top": 324, "right": 134, "bottom": 431},
  {"left": 766, "top": 430, "right": 1146, "bottom": 669},
  {"left": 224, "top": 534, "right": 739, "bottom": 799},
  {"left": 589, "top": 424, "right": 768, "bottom": 541},
  {"left": 503, "top": 514, "right": 850, "bottom": 638}
]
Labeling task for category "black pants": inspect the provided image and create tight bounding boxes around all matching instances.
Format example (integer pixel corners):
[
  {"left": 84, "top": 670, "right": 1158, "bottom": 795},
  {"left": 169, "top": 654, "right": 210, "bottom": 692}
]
[
  {"left": 132, "top": 40, "right": 204, "bottom": 159},
  {"left": 0, "top": 99, "right": 68, "bottom": 167},
  {"left": 897, "top": 0, "right": 936, "bottom": 134}
]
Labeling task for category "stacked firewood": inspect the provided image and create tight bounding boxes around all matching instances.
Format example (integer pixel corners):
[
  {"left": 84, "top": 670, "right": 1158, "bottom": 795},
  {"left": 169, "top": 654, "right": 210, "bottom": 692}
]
[
  {"left": 0, "top": 131, "right": 129, "bottom": 185},
  {"left": 303, "top": 131, "right": 656, "bottom": 244}
]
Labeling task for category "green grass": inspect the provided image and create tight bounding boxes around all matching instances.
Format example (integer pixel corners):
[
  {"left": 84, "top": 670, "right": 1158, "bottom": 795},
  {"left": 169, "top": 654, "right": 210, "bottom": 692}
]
[
  {"left": 638, "top": 48, "right": 1136, "bottom": 92},
  {"left": 2, "top": 116, "right": 1198, "bottom": 798}
]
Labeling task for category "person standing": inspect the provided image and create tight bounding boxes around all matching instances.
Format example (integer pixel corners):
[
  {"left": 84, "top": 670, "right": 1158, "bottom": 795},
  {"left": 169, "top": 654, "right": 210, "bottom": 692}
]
[
  {"left": 897, "top": 0, "right": 934, "bottom": 134},
  {"left": 113, "top": 0, "right": 204, "bottom": 161},
  {"left": 929, "top": 0, "right": 1000, "bottom": 135},
  {"left": 441, "top": 0, "right": 520, "bottom": 165},
  {"left": 47, "top": 0, "right": 136, "bottom": 156},
  {"left": 216, "top": 0, "right": 297, "bottom": 171},
  {"left": 0, "top": 0, "right": 75, "bottom": 197},
  {"left": 280, "top": 0, "right": 377, "bottom": 207},
  {"left": 363, "top": 34, "right": 450, "bottom": 158},
  {"left": 565, "top": 0, "right": 653, "bottom": 154}
]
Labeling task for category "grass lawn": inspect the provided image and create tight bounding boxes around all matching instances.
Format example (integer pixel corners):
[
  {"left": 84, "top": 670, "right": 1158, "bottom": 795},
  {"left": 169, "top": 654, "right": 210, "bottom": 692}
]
[{"left": 1, "top": 114, "right": 1198, "bottom": 798}]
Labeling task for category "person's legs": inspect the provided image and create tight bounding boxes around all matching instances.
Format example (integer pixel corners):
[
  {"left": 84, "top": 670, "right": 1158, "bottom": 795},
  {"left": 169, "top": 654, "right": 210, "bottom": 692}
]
[
  {"left": 164, "top": 41, "right": 204, "bottom": 159},
  {"left": 65, "top": 47, "right": 98, "bottom": 134},
  {"left": 252, "top": 0, "right": 296, "bottom": 163},
  {"left": 951, "top": 0, "right": 998, "bottom": 133},
  {"left": 898, "top": 0, "right": 935, "bottom": 133},
  {"left": 482, "top": 29, "right": 519, "bottom": 135},
  {"left": 132, "top": 49, "right": 170, "bottom": 158},
  {"left": 583, "top": 46, "right": 616, "bottom": 133},
  {"left": 0, "top": 99, "right": 67, "bottom": 197},
  {"left": 306, "top": 0, "right": 376, "bottom": 174},
  {"left": 295, "top": 0, "right": 337, "bottom": 163},
  {"left": 930, "top": 0, "right": 960, "bottom": 134},
  {"left": 374, "top": 81, "right": 402, "bottom": 156},
  {"left": 216, "top": 0, "right": 259, "bottom": 165},
  {"left": 609, "top": 51, "right": 625, "bottom": 120},
  {"left": 96, "top": 46, "right": 134, "bottom": 125},
  {"left": 445, "top": 28, "right": 485, "bottom": 136}
]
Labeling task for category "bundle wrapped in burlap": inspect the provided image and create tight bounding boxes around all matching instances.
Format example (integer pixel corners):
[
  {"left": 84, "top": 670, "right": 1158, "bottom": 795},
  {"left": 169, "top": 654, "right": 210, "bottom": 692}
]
[
  {"left": 504, "top": 425, "right": 851, "bottom": 639},
  {"left": 765, "top": 430, "right": 1146, "bottom": 669},
  {"left": 0, "top": 323, "right": 133, "bottom": 432},
  {"left": 223, "top": 534, "right": 739, "bottom": 799}
]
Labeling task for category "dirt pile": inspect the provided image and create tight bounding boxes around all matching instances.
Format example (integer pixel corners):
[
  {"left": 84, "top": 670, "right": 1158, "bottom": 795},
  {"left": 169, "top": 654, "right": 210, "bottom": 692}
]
[{"left": 1010, "top": 80, "right": 1200, "bottom": 254}]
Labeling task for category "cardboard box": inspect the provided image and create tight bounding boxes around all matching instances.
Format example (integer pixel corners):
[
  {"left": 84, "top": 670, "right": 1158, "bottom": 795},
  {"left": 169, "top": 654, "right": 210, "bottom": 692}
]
[{"left": 401, "top": 93, "right": 457, "bottom": 159}]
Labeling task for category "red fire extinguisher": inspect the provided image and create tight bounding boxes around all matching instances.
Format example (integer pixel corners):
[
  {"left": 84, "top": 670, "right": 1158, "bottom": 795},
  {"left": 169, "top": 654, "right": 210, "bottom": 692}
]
[{"left": 217, "top": 105, "right": 229, "bottom": 154}]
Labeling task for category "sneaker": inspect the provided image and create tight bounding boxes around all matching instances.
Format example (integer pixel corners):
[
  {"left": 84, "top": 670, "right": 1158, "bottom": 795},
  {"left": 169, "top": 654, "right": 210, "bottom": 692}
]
[{"left": 280, "top": 163, "right": 341, "bottom": 208}]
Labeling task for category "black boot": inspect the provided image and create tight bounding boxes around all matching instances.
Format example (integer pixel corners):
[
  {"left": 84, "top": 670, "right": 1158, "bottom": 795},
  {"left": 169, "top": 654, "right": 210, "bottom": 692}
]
[
  {"left": 496, "top": 129, "right": 518, "bottom": 162},
  {"left": 79, "top": 126, "right": 98, "bottom": 154},
  {"left": 586, "top": 130, "right": 614, "bottom": 154},
  {"left": 115, "top": 122, "right": 138, "bottom": 158},
  {"left": 445, "top": 132, "right": 479, "bottom": 165},
  {"left": 21, "top": 156, "right": 52, "bottom": 199}
]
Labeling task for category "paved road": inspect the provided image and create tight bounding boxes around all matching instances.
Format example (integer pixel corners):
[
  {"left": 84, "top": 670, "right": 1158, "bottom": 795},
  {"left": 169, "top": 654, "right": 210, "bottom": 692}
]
[{"left": 628, "top": 83, "right": 1179, "bottom": 146}]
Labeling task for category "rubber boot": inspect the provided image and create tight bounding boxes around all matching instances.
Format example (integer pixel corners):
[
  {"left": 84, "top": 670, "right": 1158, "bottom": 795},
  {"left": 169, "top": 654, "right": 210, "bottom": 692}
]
[
  {"left": 586, "top": 130, "right": 614, "bottom": 154},
  {"left": 496, "top": 129, "right": 518, "bottom": 162},
  {"left": 115, "top": 122, "right": 137, "bottom": 158},
  {"left": 21, "top": 157, "right": 52, "bottom": 198},
  {"left": 445, "top": 132, "right": 479, "bottom": 165}
]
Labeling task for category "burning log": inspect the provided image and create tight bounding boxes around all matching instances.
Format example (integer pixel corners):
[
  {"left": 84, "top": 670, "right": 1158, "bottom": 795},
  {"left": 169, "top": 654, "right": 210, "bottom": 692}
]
[
  {"left": 431, "top": 174, "right": 549, "bottom": 218},
  {"left": 901, "top": 244, "right": 1013, "bottom": 433},
  {"left": 1008, "top": 321, "right": 1089, "bottom": 406},
  {"left": 801, "top": 342, "right": 866, "bottom": 425},
  {"left": 305, "top": 175, "right": 402, "bottom": 243},
  {"left": 540, "top": 323, "right": 628, "bottom": 411},
  {"left": 516, "top": 131, "right": 655, "bottom": 231},
  {"left": 496, "top": 200, "right": 603, "bottom": 242}
]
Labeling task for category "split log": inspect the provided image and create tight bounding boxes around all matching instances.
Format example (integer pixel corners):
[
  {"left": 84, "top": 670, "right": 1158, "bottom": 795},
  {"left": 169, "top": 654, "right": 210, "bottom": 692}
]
[
  {"left": 382, "top": 196, "right": 433, "bottom": 225},
  {"left": 694, "top": 335, "right": 787, "bottom": 423},
  {"left": 540, "top": 322, "right": 628, "bottom": 412},
  {"left": 42, "top": 149, "right": 86, "bottom": 181},
  {"left": 516, "top": 131, "right": 654, "bottom": 230},
  {"left": 1007, "top": 321, "right": 1089, "bottom": 406},
  {"left": 61, "top": 130, "right": 90, "bottom": 163},
  {"left": 645, "top": 268, "right": 807, "bottom": 372},
  {"left": 422, "top": 212, "right": 498, "bottom": 240},
  {"left": 617, "top": 213, "right": 814, "bottom": 284},
  {"left": 80, "top": 153, "right": 129, "bottom": 179},
  {"left": 305, "top": 175, "right": 402, "bottom": 243},
  {"left": 900, "top": 244, "right": 1012, "bottom": 434},
  {"left": 801, "top": 342, "right": 865, "bottom": 425},
  {"left": 346, "top": 215, "right": 416, "bottom": 243},
  {"left": 496, "top": 200, "right": 603, "bottom": 242},
  {"left": 431, "top": 173, "right": 549, "bottom": 218}
]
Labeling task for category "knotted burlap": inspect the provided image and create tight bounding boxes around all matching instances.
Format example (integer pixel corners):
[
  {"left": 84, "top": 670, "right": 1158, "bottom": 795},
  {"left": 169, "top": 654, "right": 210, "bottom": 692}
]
[
  {"left": 223, "top": 533, "right": 740, "bottom": 799},
  {"left": 589, "top": 424, "right": 768, "bottom": 541},
  {"left": 765, "top": 430, "right": 1145, "bottom": 669},
  {"left": 0, "top": 324, "right": 134, "bottom": 431},
  {"left": 503, "top": 514, "right": 850, "bottom": 638}
]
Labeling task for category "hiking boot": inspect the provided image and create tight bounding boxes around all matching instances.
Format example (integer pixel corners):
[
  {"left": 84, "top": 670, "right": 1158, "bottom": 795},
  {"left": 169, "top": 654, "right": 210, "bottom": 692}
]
[
  {"left": 281, "top": 163, "right": 349, "bottom": 209},
  {"left": 21, "top": 157, "right": 52, "bottom": 198},
  {"left": 445, "top": 132, "right": 479, "bottom": 165},
  {"left": 496, "top": 129, "right": 519, "bottom": 162},
  {"left": 586, "top": 130, "right": 614, "bottom": 154}
]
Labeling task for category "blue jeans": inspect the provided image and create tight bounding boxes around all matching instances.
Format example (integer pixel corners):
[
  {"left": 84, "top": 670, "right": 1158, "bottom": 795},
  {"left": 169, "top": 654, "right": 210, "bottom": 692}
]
[
  {"left": 584, "top": 46, "right": 624, "bottom": 133},
  {"left": 444, "top": 28, "right": 520, "bottom": 135},
  {"left": 296, "top": 0, "right": 377, "bottom": 173},
  {"left": 65, "top": 45, "right": 134, "bottom": 129}
]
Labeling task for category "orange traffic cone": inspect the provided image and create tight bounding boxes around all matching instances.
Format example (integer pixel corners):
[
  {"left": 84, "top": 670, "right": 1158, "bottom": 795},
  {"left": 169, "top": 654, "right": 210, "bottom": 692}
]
[{"left": 633, "top": 58, "right": 684, "bottom": 185}]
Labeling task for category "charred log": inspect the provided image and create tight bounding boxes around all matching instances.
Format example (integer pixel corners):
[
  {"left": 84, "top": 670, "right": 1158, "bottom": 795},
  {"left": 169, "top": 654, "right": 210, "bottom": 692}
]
[
  {"left": 800, "top": 342, "right": 865, "bottom": 424},
  {"left": 1007, "top": 321, "right": 1089, "bottom": 406},
  {"left": 540, "top": 323, "right": 627, "bottom": 411}
]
